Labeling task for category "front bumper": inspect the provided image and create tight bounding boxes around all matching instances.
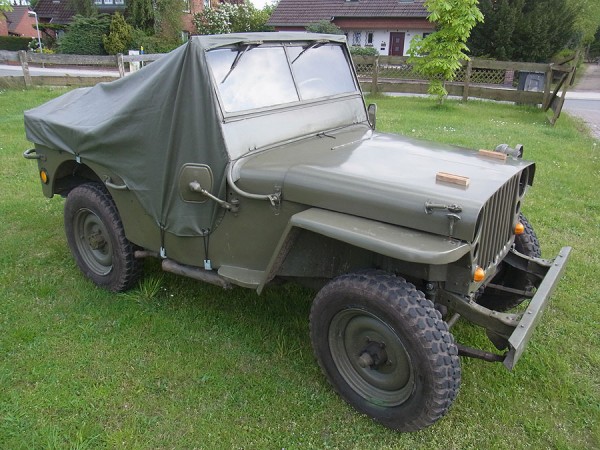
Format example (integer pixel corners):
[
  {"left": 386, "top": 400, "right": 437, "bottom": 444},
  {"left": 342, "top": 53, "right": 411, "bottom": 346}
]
[
  {"left": 440, "top": 246, "right": 572, "bottom": 369},
  {"left": 503, "top": 246, "right": 571, "bottom": 369}
]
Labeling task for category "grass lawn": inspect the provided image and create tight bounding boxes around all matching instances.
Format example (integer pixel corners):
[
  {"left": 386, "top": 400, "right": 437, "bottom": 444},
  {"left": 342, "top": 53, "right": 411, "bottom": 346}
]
[{"left": 1, "top": 88, "right": 598, "bottom": 449}]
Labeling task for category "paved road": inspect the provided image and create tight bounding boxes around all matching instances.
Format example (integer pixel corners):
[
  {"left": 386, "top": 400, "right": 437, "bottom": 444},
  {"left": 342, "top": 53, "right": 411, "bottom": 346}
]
[{"left": 563, "top": 63, "right": 600, "bottom": 140}]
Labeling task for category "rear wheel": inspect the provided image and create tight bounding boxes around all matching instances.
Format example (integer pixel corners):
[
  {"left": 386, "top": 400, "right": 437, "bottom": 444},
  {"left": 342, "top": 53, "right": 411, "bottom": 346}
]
[
  {"left": 477, "top": 213, "right": 541, "bottom": 311},
  {"left": 64, "top": 183, "right": 141, "bottom": 292},
  {"left": 310, "top": 271, "right": 461, "bottom": 432}
]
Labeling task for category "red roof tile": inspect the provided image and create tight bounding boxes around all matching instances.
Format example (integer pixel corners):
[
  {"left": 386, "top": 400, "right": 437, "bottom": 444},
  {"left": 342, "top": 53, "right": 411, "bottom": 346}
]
[
  {"left": 269, "top": 0, "right": 429, "bottom": 27},
  {"left": 34, "top": 0, "right": 75, "bottom": 24}
]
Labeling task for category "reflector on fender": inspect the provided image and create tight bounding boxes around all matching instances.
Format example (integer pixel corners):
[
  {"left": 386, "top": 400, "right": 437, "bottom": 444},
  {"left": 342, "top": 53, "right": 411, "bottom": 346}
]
[{"left": 40, "top": 169, "right": 49, "bottom": 184}]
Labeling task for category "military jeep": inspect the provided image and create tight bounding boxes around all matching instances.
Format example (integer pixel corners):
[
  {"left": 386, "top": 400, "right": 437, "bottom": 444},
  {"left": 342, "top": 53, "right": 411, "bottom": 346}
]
[{"left": 24, "top": 33, "right": 570, "bottom": 432}]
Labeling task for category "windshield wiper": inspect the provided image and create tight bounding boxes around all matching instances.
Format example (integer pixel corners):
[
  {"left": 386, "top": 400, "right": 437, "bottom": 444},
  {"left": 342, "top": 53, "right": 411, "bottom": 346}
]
[
  {"left": 221, "top": 42, "right": 261, "bottom": 84},
  {"left": 291, "top": 40, "right": 328, "bottom": 64}
]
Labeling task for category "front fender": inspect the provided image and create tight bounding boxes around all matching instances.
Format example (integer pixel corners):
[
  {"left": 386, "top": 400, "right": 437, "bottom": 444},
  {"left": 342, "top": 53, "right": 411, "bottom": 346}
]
[
  {"left": 258, "top": 208, "right": 470, "bottom": 293},
  {"left": 290, "top": 208, "right": 470, "bottom": 264}
]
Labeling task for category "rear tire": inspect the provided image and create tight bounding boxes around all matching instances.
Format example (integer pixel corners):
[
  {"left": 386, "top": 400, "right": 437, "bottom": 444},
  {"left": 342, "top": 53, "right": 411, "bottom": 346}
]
[
  {"left": 64, "top": 183, "right": 141, "bottom": 292},
  {"left": 310, "top": 271, "right": 461, "bottom": 432}
]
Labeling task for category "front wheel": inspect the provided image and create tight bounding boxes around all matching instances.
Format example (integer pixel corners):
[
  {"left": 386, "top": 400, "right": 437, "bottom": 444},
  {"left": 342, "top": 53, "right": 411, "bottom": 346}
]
[
  {"left": 310, "top": 271, "right": 461, "bottom": 432},
  {"left": 64, "top": 183, "right": 141, "bottom": 292}
]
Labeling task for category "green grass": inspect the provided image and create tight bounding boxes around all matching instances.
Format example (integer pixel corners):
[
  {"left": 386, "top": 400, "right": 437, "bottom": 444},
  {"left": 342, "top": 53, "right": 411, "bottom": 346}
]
[{"left": 1, "top": 87, "right": 599, "bottom": 449}]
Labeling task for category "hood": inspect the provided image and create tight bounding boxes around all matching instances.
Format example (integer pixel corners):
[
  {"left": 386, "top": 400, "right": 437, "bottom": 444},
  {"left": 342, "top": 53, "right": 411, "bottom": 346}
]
[{"left": 236, "top": 126, "right": 534, "bottom": 242}]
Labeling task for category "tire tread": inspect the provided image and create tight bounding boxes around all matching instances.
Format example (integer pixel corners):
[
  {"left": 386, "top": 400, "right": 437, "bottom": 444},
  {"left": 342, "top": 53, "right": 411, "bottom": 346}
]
[{"left": 310, "top": 271, "right": 461, "bottom": 432}]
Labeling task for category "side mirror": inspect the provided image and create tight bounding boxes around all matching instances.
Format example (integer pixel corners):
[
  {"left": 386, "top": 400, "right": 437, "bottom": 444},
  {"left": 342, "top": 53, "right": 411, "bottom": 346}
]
[{"left": 367, "top": 103, "right": 377, "bottom": 130}]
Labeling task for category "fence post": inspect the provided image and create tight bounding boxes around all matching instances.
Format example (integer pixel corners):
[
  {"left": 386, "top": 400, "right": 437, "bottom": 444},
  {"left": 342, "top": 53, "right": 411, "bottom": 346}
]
[
  {"left": 18, "top": 50, "right": 32, "bottom": 88},
  {"left": 542, "top": 64, "right": 553, "bottom": 110},
  {"left": 116, "top": 53, "right": 125, "bottom": 78},
  {"left": 372, "top": 55, "right": 379, "bottom": 94},
  {"left": 462, "top": 59, "right": 472, "bottom": 102}
]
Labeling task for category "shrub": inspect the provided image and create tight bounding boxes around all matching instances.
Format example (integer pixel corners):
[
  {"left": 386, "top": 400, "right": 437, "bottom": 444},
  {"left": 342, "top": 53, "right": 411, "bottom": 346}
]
[
  {"left": 0, "top": 36, "right": 30, "bottom": 51},
  {"left": 305, "top": 19, "right": 344, "bottom": 35},
  {"left": 103, "top": 12, "right": 133, "bottom": 55},
  {"left": 58, "top": 14, "right": 111, "bottom": 55},
  {"left": 129, "top": 28, "right": 181, "bottom": 54},
  {"left": 27, "top": 39, "right": 55, "bottom": 54},
  {"left": 193, "top": 2, "right": 273, "bottom": 35},
  {"left": 349, "top": 46, "right": 379, "bottom": 56}
]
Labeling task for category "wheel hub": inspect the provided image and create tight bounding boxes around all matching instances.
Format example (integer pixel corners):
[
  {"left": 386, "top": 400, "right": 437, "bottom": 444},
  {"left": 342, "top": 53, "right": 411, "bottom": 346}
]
[
  {"left": 328, "top": 308, "right": 415, "bottom": 407},
  {"left": 73, "top": 208, "right": 113, "bottom": 276},
  {"left": 87, "top": 230, "right": 107, "bottom": 250},
  {"left": 357, "top": 340, "right": 388, "bottom": 369}
]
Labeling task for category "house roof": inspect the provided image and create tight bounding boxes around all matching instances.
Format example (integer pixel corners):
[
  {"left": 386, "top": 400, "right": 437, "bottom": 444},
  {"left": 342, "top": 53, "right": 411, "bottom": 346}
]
[
  {"left": 34, "top": 0, "right": 75, "bottom": 24},
  {"left": 268, "top": 0, "right": 429, "bottom": 27},
  {"left": 4, "top": 5, "right": 32, "bottom": 33}
]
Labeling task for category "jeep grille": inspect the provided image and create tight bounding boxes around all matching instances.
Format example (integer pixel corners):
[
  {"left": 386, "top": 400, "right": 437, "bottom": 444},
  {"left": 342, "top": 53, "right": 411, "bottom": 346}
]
[{"left": 475, "top": 173, "right": 521, "bottom": 271}]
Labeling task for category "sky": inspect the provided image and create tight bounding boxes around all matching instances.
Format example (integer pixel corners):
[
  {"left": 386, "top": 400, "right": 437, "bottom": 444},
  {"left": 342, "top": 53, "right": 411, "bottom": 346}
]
[{"left": 250, "top": 0, "right": 272, "bottom": 8}]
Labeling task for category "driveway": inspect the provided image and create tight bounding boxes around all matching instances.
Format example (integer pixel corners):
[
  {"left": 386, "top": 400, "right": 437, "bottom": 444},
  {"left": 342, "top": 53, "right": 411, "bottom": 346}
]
[{"left": 564, "top": 63, "right": 600, "bottom": 140}]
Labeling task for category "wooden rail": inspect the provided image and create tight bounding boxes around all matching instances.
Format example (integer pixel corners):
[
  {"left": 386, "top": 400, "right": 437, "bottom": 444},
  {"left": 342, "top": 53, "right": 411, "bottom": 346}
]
[
  {"left": 352, "top": 55, "right": 577, "bottom": 124},
  {"left": 0, "top": 50, "right": 164, "bottom": 88}
]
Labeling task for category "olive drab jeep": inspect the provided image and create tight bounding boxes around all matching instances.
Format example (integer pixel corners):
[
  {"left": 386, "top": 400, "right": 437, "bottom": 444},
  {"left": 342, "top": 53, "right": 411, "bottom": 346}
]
[{"left": 24, "top": 33, "right": 571, "bottom": 432}]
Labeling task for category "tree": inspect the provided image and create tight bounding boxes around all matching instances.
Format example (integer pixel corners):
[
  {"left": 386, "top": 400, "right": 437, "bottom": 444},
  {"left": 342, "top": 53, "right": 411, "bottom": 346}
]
[
  {"left": 194, "top": 1, "right": 273, "bottom": 35},
  {"left": 408, "top": 0, "right": 484, "bottom": 102},
  {"left": 468, "top": 0, "right": 578, "bottom": 62},
  {"left": 59, "top": 14, "right": 111, "bottom": 55},
  {"left": 103, "top": 12, "right": 133, "bottom": 54},
  {"left": 589, "top": 27, "right": 600, "bottom": 59},
  {"left": 68, "top": 0, "right": 97, "bottom": 17},
  {"left": 305, "top": 19, "right": 344, "bottom": 35},
  {"left": 125, "top": 0, "right": 185, "bottom": 44},
  {"left": 0, "top": 0, "right": 12, "bottom": 12},
  {"left": 126, "top": 0, "right": 155, "bottom": 34},
  {"left": 573, "top": 0, "right": 600, "bottom": 46},
  {"left": 153, "top": 0, "right": 184, "bottom": 41},
  {"left": 468, "top": 0, "right": 518, "bottom": 60}
]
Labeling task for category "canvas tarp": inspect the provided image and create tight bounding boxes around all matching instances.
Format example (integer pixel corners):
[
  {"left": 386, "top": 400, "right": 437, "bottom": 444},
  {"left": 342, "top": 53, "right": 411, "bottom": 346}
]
[{"left": 24, "top": 33, "right": 347, "bottom": 237}]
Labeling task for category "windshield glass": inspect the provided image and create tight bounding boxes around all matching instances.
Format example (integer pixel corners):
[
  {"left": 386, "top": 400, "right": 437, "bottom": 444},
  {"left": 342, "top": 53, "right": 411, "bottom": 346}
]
[
  {"left": 288, "top": 44, "right": 357, "bottom": 100},
  {"left": 206, "top": 43, "right": 358, "bottom": 113},
  {"left": 206, "top": 46, "right": 298, "bottom": 112}
]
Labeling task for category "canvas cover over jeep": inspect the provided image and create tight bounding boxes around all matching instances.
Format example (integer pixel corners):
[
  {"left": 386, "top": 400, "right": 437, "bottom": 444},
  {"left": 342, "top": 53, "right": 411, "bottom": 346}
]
[{"left": 24, "top": 33, "right": 347, "bottom": 236}]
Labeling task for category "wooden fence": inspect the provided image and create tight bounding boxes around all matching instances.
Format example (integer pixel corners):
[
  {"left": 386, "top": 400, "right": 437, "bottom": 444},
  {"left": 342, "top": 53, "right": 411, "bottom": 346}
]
[
  {"left": 0, "top": 50, "right": 576, "bottom": 124},
  {"left": 0, "top": 50, "right": 163, "bottom": 88},
  {"left": 353, "top": 55, "right": 577, "bottom": 124}
]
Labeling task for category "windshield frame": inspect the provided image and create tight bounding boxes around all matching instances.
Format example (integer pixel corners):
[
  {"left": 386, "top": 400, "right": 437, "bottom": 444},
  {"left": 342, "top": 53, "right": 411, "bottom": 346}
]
[{"left": 206, "top": 41, "right": 362, "bottom": 118}]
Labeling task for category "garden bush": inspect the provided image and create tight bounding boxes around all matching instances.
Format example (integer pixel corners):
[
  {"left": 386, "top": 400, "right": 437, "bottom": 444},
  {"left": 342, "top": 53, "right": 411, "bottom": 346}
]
[
  {"left": 349, "top": 46, "right": 379, "bottom": 56},
  {"left": 0, "top": 36, "right": 30, "bottom": 51},
  {"left": 58, "top": 14, "right": 111, "bottom": 55}
]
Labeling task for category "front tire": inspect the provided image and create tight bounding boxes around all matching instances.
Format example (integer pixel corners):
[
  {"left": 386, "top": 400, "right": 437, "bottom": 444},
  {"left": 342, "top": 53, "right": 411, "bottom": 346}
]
[
  {"left": 64, "top": 183, "right": 141, "bottom": 292},
  {"left": 310, "top": 271, "right": 461, "bottom": 432}
]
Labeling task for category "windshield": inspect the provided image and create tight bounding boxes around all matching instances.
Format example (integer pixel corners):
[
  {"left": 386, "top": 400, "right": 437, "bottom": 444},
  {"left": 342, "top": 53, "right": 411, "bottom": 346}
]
[{"left": 206, "top": 43, "right": 358, "bottom": 113}]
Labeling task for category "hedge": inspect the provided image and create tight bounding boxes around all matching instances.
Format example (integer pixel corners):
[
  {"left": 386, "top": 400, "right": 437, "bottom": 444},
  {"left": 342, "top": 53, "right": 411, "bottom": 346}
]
[{"left": 0, "top": 36, "right": 31, "bottom": 51}]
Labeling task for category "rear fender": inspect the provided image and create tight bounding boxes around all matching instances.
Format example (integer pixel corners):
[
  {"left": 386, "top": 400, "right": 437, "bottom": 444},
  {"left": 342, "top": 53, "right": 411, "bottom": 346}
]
[{"left": 25, "top": 145, "right": 101, "bottom": 198}]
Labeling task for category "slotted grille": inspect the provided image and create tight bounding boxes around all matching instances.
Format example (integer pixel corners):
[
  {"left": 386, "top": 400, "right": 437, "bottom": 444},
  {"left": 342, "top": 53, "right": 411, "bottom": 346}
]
[{"left": 477, "top": 174, "right": 520, "bottom": 271}]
